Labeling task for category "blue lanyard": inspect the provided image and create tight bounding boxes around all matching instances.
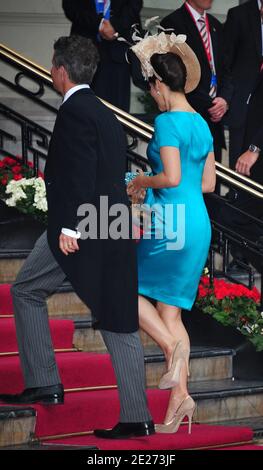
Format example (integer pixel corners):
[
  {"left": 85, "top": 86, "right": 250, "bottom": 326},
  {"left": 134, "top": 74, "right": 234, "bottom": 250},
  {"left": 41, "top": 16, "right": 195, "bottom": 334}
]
[{"left": 94, "top": 0, "right": 111, "bottom": 20}]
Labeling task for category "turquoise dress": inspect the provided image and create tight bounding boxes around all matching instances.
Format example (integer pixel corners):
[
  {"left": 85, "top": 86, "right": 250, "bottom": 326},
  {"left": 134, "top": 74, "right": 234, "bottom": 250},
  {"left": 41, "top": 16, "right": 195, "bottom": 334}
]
[{"left": 137, "top": 111, "right": 213, "bottom": 310}]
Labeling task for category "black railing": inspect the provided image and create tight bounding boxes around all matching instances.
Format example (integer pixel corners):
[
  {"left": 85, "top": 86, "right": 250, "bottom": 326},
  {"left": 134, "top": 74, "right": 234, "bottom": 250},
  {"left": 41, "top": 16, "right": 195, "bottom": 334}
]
[{"left": 1, "top": 42, "right": 263, "bottom": 308}]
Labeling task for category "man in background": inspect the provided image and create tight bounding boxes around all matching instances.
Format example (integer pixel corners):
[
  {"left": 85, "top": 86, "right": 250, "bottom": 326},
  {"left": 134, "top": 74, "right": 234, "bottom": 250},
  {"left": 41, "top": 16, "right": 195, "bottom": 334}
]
[
  {"left": 62, "top": 0, "right": 143, "bottom": 112},
  {"left": 220, "top": 64, "right": 263, "bottom": 271},
  {"left": 223, "top": 0, "right": 263, "bottom": 169},
  {"left": 161, "top": 0, "right": 233, "bottom": 163}
]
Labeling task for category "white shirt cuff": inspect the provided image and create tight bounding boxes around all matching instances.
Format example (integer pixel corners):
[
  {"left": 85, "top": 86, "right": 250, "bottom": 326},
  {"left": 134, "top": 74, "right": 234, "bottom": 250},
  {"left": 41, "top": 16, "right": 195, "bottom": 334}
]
[{"left": 61, "top": 228, "right": 81, "bottom": 239}]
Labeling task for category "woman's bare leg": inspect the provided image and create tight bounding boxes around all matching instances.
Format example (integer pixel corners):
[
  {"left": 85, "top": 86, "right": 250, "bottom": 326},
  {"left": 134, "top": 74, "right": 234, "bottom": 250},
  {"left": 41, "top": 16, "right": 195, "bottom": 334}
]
[
  {"left": 157, "top": 302, "right": 190, "bottom": 424},
  {"left": 138, "top": 295, "right": 176, "bottom": 363}
]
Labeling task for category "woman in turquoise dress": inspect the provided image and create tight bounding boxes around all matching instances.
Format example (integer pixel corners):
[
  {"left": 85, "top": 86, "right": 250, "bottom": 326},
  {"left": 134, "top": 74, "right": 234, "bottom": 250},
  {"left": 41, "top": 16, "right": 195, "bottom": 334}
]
[{"left": 128, "top": 44, "right": 216, "bottom": 433}]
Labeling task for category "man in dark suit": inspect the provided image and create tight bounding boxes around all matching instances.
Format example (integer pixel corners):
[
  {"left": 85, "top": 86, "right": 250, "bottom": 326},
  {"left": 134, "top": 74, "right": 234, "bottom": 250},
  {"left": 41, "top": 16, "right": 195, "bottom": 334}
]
[
  {"left": 0, "top": 35, "right": 154, "bottom": 440},
  {"left": 235, "top": 69, "right": 263, "bottom": 214},
  {"left": 223, "top": 0, "right": 263, "bottom": 169},
  {"left": 62, "top": 0, "right": 143, "bottom": 112},
  {"left": 161, "top": 0, "right": 233, "bottom": 162},
  {"left": 220, "top": 69, "right": 263, "bottom": 270}
]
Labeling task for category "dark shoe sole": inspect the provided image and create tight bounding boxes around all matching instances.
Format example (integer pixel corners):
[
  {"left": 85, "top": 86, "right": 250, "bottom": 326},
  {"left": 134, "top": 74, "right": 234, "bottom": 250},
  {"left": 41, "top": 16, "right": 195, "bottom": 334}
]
[
  {"left": 94, "top": 429, "right": 155, "bottom": 440},
  {"left": 39, "top": 397, "right": 64, "bottom": 406},
  {"left": 0, "top": 397, "right": 64, "bottom": 406}
]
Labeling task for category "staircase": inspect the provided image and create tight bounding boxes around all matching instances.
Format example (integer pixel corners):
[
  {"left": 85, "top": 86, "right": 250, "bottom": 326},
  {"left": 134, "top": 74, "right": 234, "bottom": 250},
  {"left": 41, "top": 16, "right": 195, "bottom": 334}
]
[{"left": 0, "top": 257, "right": 263, "bottom": 450}]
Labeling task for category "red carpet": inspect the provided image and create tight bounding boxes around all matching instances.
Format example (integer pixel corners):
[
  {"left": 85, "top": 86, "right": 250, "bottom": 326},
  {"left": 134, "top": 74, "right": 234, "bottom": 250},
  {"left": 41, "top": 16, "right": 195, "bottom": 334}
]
[
  {"left": 0, "top": 318, "right": 74, "bottom": 353},
  {"left": 0, "top": 283, "right": 258, "bottom": 450},
  {"left": 0, "top": 387, "right": 252, "bottom": 450},
  {"left": 0, "top": 352, "right": 117, "bottom": 393},
  {"left": 45, "top": 424, "right": 253, "bottom": 451},
  {"left": 0, "top": 284, "right": 13, "bottom": 315}
]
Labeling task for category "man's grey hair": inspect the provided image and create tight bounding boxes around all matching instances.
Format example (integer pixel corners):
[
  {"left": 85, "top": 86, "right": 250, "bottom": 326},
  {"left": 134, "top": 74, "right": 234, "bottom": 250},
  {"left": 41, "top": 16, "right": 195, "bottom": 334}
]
[{"left": 53, "top": 35, "right": 100, "bottom": 84}]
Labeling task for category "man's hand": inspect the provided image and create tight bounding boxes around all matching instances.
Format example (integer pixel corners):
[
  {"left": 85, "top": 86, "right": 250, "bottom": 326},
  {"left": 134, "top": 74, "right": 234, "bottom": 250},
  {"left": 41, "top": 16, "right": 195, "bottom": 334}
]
[
  {"left": 99, "top": 20, "right": 117, "bottom": 41},
  {"left": 208, "top": 97, "right": 228, "bottom": 123},
  {"left": 59, "top": 233, "right": 79, "bottom": 256},
  {"left": 235, "top": 150, "right": 260, "bottom": 176}
]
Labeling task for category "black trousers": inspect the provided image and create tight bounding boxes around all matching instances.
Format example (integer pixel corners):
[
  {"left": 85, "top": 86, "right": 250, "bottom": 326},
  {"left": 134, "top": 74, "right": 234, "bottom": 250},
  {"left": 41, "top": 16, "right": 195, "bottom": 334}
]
[{"left": 92, "top": 59, "right": 131, "bottom": 112}]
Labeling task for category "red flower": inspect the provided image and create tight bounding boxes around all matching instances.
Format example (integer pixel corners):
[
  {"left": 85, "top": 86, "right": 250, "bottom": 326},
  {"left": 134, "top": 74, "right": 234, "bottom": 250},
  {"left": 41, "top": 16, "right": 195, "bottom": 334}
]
[
  {"left": 13, "top": 174, "right": 23, "bottom": 181},
  {"left": 0, "top": 161, "right": 5, "bottom": 168},
  {"left": 12, "top": 165, "right": 22, "bottom": 174},
  {"left": 198, "top": 275, "right": 260, "bottom": 304},
  {"left": 2, "top": 157, "right": 16, "bottom": 166},
  {"left": 200, "top": 276, "right": 210, "bottom": 285},
  {"left": 198, "top": 285, "right": 208, "bottom": 298},
  {"left": 0, "top": 177, "right": 8, "bottom": 186}
]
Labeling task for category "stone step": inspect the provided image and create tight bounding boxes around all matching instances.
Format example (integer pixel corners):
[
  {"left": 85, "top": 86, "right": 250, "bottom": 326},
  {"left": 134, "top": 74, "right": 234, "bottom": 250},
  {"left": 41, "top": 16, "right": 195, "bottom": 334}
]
[
  {"left": 212, "top": 416, "right": 263, "bottom": 440},
  {"left": 73, "top": 322, "right": 234, "bottom": 383},
  {"left": 0, "top": 278, "right": 90, "bottom": 318},
  {"left": 191, "top": 379, "right": 263, "bottom": 424},
  {"left": 47, "top": 291, "right": 90, "bottom": 317},
  {"left": 0, "top": 254, "right": 89, "bottom": 317},
  {"left": 72, "top": 323, "right": 233, "bottom": 385},
  {"left": 0, "top": 258, "right": 25, "bottom": 284},
  {"left": 144, "top": 346, "right": 233, "bottom": 386},
  {"left": 73, "top": 320, "right": 162, "bottom": 351},
  {"left": 0, "top": 406, "right": 36, "bottom": 447},
  {"left": 1, "top": 379, "right": 262, "bottom": 447}
]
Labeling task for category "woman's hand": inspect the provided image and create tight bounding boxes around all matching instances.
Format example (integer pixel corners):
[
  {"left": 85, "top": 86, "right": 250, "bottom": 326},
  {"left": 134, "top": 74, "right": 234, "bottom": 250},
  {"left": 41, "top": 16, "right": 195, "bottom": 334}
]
[
  {"left": 130, "top": 188, "right": 146, "bottom": 204},
  {"left": 127, "top": 171, "right": 145, "bottom": 196}
]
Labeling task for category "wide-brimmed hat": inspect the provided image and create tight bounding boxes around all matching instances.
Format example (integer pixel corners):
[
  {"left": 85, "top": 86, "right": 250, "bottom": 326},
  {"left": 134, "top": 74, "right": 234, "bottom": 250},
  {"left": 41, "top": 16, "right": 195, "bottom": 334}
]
[{"left": 131, "top": 32, "right": 201, "bottom": 93}]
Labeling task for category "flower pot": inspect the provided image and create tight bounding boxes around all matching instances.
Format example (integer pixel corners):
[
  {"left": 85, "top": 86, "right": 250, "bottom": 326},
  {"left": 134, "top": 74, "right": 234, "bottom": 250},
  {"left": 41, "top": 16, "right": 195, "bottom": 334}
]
[
  {"left": 0, "top": 200, "right": 45, "bottom": 250},
  {"left": 233, "top": 340, "right": 263, "bottom": 380},
  {"left": 184, "top": 306, "right": 263, "bottom": 380},
  {"left": 183, "top": 306, "right": 245, "bottom": 348}
]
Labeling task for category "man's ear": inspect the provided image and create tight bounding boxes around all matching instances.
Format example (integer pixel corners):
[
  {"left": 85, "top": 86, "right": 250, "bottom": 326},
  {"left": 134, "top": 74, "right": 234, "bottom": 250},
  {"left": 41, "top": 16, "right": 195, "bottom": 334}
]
[{"left": 60, "top": 65, "right": 68, "bottom": 83}]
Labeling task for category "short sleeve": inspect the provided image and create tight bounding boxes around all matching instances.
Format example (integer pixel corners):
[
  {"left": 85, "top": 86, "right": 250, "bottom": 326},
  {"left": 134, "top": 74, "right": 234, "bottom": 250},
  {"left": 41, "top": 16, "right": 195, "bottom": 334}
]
[{"left": 155, "top": 114, "right": 180, "bottom": 149}]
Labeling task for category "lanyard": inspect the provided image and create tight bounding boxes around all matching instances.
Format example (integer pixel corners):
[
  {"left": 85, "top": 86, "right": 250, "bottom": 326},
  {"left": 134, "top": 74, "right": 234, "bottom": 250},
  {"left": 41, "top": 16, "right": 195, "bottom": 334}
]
[
  {"left": 94, "top": 0, "right": 111, "bottom": 20},
  {"left": 185, "top": 3, "right": 213, "bottom": 66}
]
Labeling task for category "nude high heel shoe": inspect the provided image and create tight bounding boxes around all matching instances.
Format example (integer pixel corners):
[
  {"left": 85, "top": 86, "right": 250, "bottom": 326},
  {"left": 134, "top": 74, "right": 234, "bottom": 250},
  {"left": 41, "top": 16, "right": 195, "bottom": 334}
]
[
  {"left": 155, "top": 396, "right": 196, "bottom": 434},
  {"left": 159, "top": 341, "right": 190, "bottom": 390}
]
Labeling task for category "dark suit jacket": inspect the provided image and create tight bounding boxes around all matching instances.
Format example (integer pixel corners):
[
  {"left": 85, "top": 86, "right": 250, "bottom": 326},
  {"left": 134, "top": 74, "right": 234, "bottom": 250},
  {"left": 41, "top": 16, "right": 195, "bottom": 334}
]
[
  {"left": 223, "top": 0, "right": 262, "bottom": 129},
  {"left": 161, "top": 3, "right": 233, "bottom": 152},
  {"left": 62, "top": 1, "right": 143, "bottom": 110},
  {"left": 62, "top": 0, "right": 143, "bottom": 63},
  {"left": 243, "top": 71, "right": 263, "bottom": 184},
  {"left": 45, "top": 88, "right": 138, "bottom": 333},
  {"left": 221, "top": 72, "right": 263, "bottom": 234}
]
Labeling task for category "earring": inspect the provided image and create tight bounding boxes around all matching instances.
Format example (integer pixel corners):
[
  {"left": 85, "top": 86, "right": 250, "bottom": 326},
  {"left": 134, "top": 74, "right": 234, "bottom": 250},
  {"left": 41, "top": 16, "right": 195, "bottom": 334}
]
[{"left": 156, "top": 90, "right": 161, "bottom": 96}]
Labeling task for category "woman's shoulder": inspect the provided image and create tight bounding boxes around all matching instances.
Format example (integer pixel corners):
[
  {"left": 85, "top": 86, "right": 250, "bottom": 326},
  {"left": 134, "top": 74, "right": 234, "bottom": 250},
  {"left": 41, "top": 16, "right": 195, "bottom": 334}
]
[{"left": 154, "top": 111, "right": 182, "bottom": 128}]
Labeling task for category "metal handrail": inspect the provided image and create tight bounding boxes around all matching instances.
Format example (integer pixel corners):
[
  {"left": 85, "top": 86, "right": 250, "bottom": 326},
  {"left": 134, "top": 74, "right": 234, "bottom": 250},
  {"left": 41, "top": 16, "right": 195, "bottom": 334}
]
[{"left": 1, "top": 42, "right": 263, "bottom": 198}]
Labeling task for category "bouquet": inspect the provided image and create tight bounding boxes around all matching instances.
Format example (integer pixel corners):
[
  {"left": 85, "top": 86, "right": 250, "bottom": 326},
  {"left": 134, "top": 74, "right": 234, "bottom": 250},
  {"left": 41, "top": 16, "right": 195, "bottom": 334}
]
[
  {"left": 196, "top": 275, "right": 263, "bottom": 351},
  {"left": 0, "top": 157, "right": 47, "bottom": 224},
  {"left": 0, "top": 157, "right": 36, "bottom": 198}
]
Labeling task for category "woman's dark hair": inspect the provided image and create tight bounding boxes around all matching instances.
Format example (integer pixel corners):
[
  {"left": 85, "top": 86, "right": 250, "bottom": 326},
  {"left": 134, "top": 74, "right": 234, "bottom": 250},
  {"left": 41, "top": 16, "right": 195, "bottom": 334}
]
[
  {"left": 149, "top": 53, "right": 187, "bottom": 92},
  {"left": 53, "top": 35, "right": 100, "bottom": 85}
]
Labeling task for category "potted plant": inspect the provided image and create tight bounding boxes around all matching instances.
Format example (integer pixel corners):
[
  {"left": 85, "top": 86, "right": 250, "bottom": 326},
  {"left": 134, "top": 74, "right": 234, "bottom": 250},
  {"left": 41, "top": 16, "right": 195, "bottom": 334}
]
[
  {"left": 0, "top": 157, "right": 46, "bottom": 250},
  {"left": 184, "top": 275, "right": 263, "bottom": 379}
]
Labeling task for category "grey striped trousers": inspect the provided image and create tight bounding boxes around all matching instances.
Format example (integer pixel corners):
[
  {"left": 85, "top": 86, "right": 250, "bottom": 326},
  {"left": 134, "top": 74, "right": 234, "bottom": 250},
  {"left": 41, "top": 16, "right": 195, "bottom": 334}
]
[{"left": 11, "top": 231, "right": 151, "bottom": 422}]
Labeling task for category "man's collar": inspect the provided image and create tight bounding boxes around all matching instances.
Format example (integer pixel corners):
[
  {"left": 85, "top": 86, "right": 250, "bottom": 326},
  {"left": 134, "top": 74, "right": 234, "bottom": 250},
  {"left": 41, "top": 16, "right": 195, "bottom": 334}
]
[
  {"left": 185, "top": 2, "right": 207, "bottom": 22},
  {"left": 62, "top": 84, "right": 90, "bottom": 104}
]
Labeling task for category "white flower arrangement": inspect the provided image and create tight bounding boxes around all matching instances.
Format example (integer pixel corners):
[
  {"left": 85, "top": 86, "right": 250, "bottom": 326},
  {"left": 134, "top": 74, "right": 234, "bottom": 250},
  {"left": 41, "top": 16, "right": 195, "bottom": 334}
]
[{"left": 5, "top": 177, "right": 47, "bottom": 224}]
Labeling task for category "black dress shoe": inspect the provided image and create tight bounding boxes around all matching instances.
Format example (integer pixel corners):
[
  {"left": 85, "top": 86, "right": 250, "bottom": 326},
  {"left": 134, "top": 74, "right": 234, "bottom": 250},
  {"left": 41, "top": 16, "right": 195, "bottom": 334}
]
[
  {"left": 94, "top": 421, "right": 155, "bottom": 439},
  {"left": 0, "top": 384, "right": 64, "bottom": 405}
]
